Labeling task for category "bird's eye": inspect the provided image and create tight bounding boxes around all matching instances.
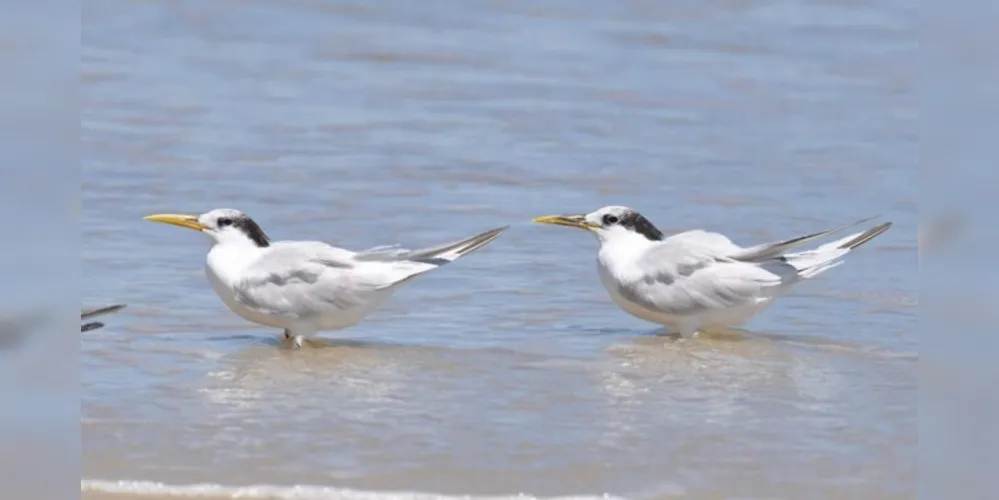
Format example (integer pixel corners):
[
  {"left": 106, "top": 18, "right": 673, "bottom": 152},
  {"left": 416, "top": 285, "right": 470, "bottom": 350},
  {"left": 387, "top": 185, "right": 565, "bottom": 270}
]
[
  {"left": 217, "top": 218, "right": 233, "bottom": 228},
  {"left": 602, "top": 214, "right": 619, "bottom": 225}
]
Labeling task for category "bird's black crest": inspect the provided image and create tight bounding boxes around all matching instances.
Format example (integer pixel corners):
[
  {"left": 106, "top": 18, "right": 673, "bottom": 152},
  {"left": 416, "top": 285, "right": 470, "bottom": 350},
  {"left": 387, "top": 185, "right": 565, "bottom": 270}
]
[
  {"left": 234, "top": 215, "right": 271, "bottom": 247},
  {"left": 620, "top": 210, "right": 664, "bottom": 241}
]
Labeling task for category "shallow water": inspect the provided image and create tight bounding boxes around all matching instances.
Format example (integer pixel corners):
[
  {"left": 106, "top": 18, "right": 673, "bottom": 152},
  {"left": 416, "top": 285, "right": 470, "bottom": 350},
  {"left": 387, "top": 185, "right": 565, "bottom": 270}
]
[{"left": 82, "top": 0, "right": 916, "bottom": 498}]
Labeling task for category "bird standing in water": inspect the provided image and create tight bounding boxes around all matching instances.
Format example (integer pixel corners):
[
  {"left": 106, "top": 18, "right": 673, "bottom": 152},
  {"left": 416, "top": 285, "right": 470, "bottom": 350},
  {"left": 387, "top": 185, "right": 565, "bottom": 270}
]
[
  {"left": 145, "top": 209, "right": 507, "bottom": 347},
  {"left": 533, "top": 206, "right": 891, "bottom": 337}
]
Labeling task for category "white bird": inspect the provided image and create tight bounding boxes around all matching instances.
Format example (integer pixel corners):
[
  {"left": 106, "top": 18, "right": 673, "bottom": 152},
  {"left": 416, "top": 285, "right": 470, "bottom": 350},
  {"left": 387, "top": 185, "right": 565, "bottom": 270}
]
[
  {"left": 144, "top": 209, "right": 507, "bottom": 347},
  {"left": 532, "top": 206, "right": 892, "bottom": 337}
]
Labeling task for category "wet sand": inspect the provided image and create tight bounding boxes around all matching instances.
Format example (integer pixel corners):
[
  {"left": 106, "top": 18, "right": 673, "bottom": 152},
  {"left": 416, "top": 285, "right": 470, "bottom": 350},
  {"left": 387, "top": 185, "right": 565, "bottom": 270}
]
[{"left": 82, "top": 0, "right": 916, "bottom": 497}]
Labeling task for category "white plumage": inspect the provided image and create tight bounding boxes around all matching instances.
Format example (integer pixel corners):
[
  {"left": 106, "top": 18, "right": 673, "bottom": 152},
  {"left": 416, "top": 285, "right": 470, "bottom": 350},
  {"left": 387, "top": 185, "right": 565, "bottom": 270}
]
[
  {"left": 534, "top": 206, "right": 891, "bottom": 337},
  {"left": 146, "top": 209, "right": 507, "bottom": 346}
]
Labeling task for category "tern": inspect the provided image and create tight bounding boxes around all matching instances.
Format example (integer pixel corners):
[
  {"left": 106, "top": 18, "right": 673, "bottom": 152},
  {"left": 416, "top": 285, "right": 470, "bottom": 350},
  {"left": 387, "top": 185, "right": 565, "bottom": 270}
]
[
  {"left": 533, "top": 206, "right": 892, "bottom": 337},
  {"left": 145, "top": 209, "right": 508, "bottom": 347}
]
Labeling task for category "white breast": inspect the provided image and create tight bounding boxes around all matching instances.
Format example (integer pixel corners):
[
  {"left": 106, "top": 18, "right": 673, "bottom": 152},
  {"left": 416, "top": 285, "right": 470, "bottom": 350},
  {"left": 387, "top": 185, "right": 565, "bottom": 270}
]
[
  {"left": 597, "top": 258, "right": 684, "bottom": 327},
  {"left": 205, "top": 244, "right": 289, "bottom": 329}
]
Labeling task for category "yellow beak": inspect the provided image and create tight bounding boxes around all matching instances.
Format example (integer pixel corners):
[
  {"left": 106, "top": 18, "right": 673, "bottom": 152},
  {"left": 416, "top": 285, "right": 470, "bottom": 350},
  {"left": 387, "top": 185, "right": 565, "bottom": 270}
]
[
  {"left": 531, "top": 214, "right": 600, "bottom": 230},
  {"left": 143, "top": 213, "right": 207, "bottom": 231}
]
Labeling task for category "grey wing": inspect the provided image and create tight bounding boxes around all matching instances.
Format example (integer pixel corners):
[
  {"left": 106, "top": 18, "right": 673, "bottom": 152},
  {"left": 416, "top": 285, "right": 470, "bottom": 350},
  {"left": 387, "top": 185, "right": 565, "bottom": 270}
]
[
  {"left": 232, "top": 243, "right": 392, "bottom": 320},
  {"left": 618, "top": 241, "right": 781, "bottom": 317},
  {"left": 728, "top": 215, "right": 881, "bottom": 262},
  {"left": 662, "top": 230, "right": 743, "bottom": 254}
]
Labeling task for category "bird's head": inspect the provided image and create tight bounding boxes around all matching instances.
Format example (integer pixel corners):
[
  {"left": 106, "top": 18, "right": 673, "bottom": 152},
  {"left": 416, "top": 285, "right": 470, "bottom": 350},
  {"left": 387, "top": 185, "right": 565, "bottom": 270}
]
[
  {"left": 532, "top": 205, "right": 665, "bottom": 244},
  {"left": 144, "top": 208, "right": 271, "bottom": 247}
]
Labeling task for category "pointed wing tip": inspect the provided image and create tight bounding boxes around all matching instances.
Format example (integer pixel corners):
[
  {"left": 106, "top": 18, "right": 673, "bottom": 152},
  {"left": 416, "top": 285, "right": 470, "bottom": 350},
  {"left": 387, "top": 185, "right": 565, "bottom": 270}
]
[
  {"left": 477, "top": 225, "right": 511, "bottom": 240},
  {"left": 474, "top": 225, "right": 510, "bottom": 246},
  {"left": 81, "top": 303, "right": 127, "bottom": 319},
  {"left": 840, "top": 221, "right": 893, "bottom": 249},
  {"left": 869, "top": 220, "right": 893, "bottom": 232},
  {"left": 81, "top": 321, "right": 105, "bottom": 332}
]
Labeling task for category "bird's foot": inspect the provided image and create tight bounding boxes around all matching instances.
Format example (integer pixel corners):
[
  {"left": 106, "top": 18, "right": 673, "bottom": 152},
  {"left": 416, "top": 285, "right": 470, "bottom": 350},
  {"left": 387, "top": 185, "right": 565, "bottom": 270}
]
[
  {"left": 280, "top": 329, "right": 305, "bottom": 349},
  {"left": 656, "top": 330, "right": 684, "bottom": 341},
  {"left": 695, "top": 326, "right": 746, "bottom": 341},
  {"left": 675, "top": 324, "right": 698, "bottom": 340}
]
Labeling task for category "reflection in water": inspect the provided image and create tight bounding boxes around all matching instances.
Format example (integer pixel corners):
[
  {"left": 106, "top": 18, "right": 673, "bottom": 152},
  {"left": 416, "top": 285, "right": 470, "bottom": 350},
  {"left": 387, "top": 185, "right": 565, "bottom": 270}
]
[
  {"left": 82, "top": 0, "right": 916, "bottom": 496},
  {"left": 595, "top": 367, "right": 647, "bottom": 449},
  {"left": 202, "top": 342, "right": 413, "bottom": 423}
]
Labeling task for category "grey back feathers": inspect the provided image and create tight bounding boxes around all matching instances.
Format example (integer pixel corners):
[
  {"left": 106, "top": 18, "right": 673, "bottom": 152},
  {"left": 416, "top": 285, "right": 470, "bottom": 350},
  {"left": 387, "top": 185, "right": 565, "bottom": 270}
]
[{"left": 615, "top": 215, "right": 893, "bottom": 318}]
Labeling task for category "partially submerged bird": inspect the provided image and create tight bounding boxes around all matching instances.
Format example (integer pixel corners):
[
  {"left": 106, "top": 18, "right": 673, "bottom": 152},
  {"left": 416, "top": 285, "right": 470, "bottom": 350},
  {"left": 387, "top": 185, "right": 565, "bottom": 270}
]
[
  {"left": 533, "top": 206, "right": 892, "bottom": 337},
  {"left": 144, "top": 209, "right": 507, "bottom": 347},
  {"left": 82, "top": 304, "right": 127, "bottom": 332}
]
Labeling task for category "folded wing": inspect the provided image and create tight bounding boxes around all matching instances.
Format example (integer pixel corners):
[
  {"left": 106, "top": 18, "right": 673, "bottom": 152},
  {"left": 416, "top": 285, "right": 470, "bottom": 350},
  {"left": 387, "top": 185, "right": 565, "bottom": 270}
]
[
  {"left": 232, "top": 242, "right": 401, "bottom": 320},
  {"left": 623, "top": 218, "right": 892, "bottom": 317},
  {"left": 618, "top": 239, "right": 780, "bottom": 317},
  {"left": 232, "top": 226, "right": 508, "bottom": 320}
]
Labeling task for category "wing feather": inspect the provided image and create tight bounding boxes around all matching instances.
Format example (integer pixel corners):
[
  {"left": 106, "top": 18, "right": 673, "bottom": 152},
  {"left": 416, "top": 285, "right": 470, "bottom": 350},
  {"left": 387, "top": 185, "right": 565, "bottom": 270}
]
[
  {"left": 229, "top": 226, "right": 506, "bottom": 322},
  {"left": 727, "top": 215, "right": 880, "bottom": 262},
  {"left": 232, "top": 242, "right": 399, "bottom": 320},
  {"left": 618, "top": 239, "right": 781, "bottom": 317},
  {"left": 620, "top": 217, "right": 886, "bottom": 318}
]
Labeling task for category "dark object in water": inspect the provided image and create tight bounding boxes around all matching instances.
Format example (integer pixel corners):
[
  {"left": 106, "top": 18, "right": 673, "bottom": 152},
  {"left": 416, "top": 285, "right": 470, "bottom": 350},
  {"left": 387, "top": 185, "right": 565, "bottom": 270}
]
[
  {"left": 82, "top": 304, "right": 127, "bottom": 321},
  {"left": 81, "top": 304, "right": 126, "bottom": 332},
  {"left": 81, "top": 321, "right": 106, "bottom": 332},
  {"left": 1, "top": 304, "right": 126, "bottom": 348}
]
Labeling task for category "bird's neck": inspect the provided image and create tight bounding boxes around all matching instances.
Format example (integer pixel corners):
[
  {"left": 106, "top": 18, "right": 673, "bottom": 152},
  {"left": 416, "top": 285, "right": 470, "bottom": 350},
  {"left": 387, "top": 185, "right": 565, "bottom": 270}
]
[
  {"left": 206, "top": 241, "right": 266, "bottom": 286},
  {"left": 598, "top": 233, "right": 656, "bottom": 273}
]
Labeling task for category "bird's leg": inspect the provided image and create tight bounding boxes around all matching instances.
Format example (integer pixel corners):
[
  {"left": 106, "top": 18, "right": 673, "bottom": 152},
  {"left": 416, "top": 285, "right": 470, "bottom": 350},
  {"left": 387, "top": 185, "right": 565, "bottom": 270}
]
[
  {"left": 281, "top": 329, "right": 305, "bottom": 349},
  {"left": 700, "top": 325, "right": 739, "bottom": 339},
  {"left": 655, "top": 327, "right": 682, "bottom": 340},
  {"left": 678, "top": 321, "right": 698, "bottom": 340},
  {"left": 283, "top": 327, "right": 311, "bottom": 348}
]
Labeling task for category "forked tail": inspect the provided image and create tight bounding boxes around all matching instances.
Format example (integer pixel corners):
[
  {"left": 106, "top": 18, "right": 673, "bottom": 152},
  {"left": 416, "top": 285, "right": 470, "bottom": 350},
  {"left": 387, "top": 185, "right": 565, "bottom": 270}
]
[
  {"left": 356, "top": 226, "right": 509, "bottom": 266},
  {"left": 399, "top": 226, "right": 509, "bottom": 265},
  {"left": 783, "top": 221, "right": 893, "bottom": 279}
]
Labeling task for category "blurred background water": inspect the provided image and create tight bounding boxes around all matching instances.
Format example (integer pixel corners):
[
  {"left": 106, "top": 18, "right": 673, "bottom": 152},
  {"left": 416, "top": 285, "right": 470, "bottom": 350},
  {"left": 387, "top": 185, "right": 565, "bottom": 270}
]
[{"left": 82, "top": 0, "right": 916, "bottom": 498}]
